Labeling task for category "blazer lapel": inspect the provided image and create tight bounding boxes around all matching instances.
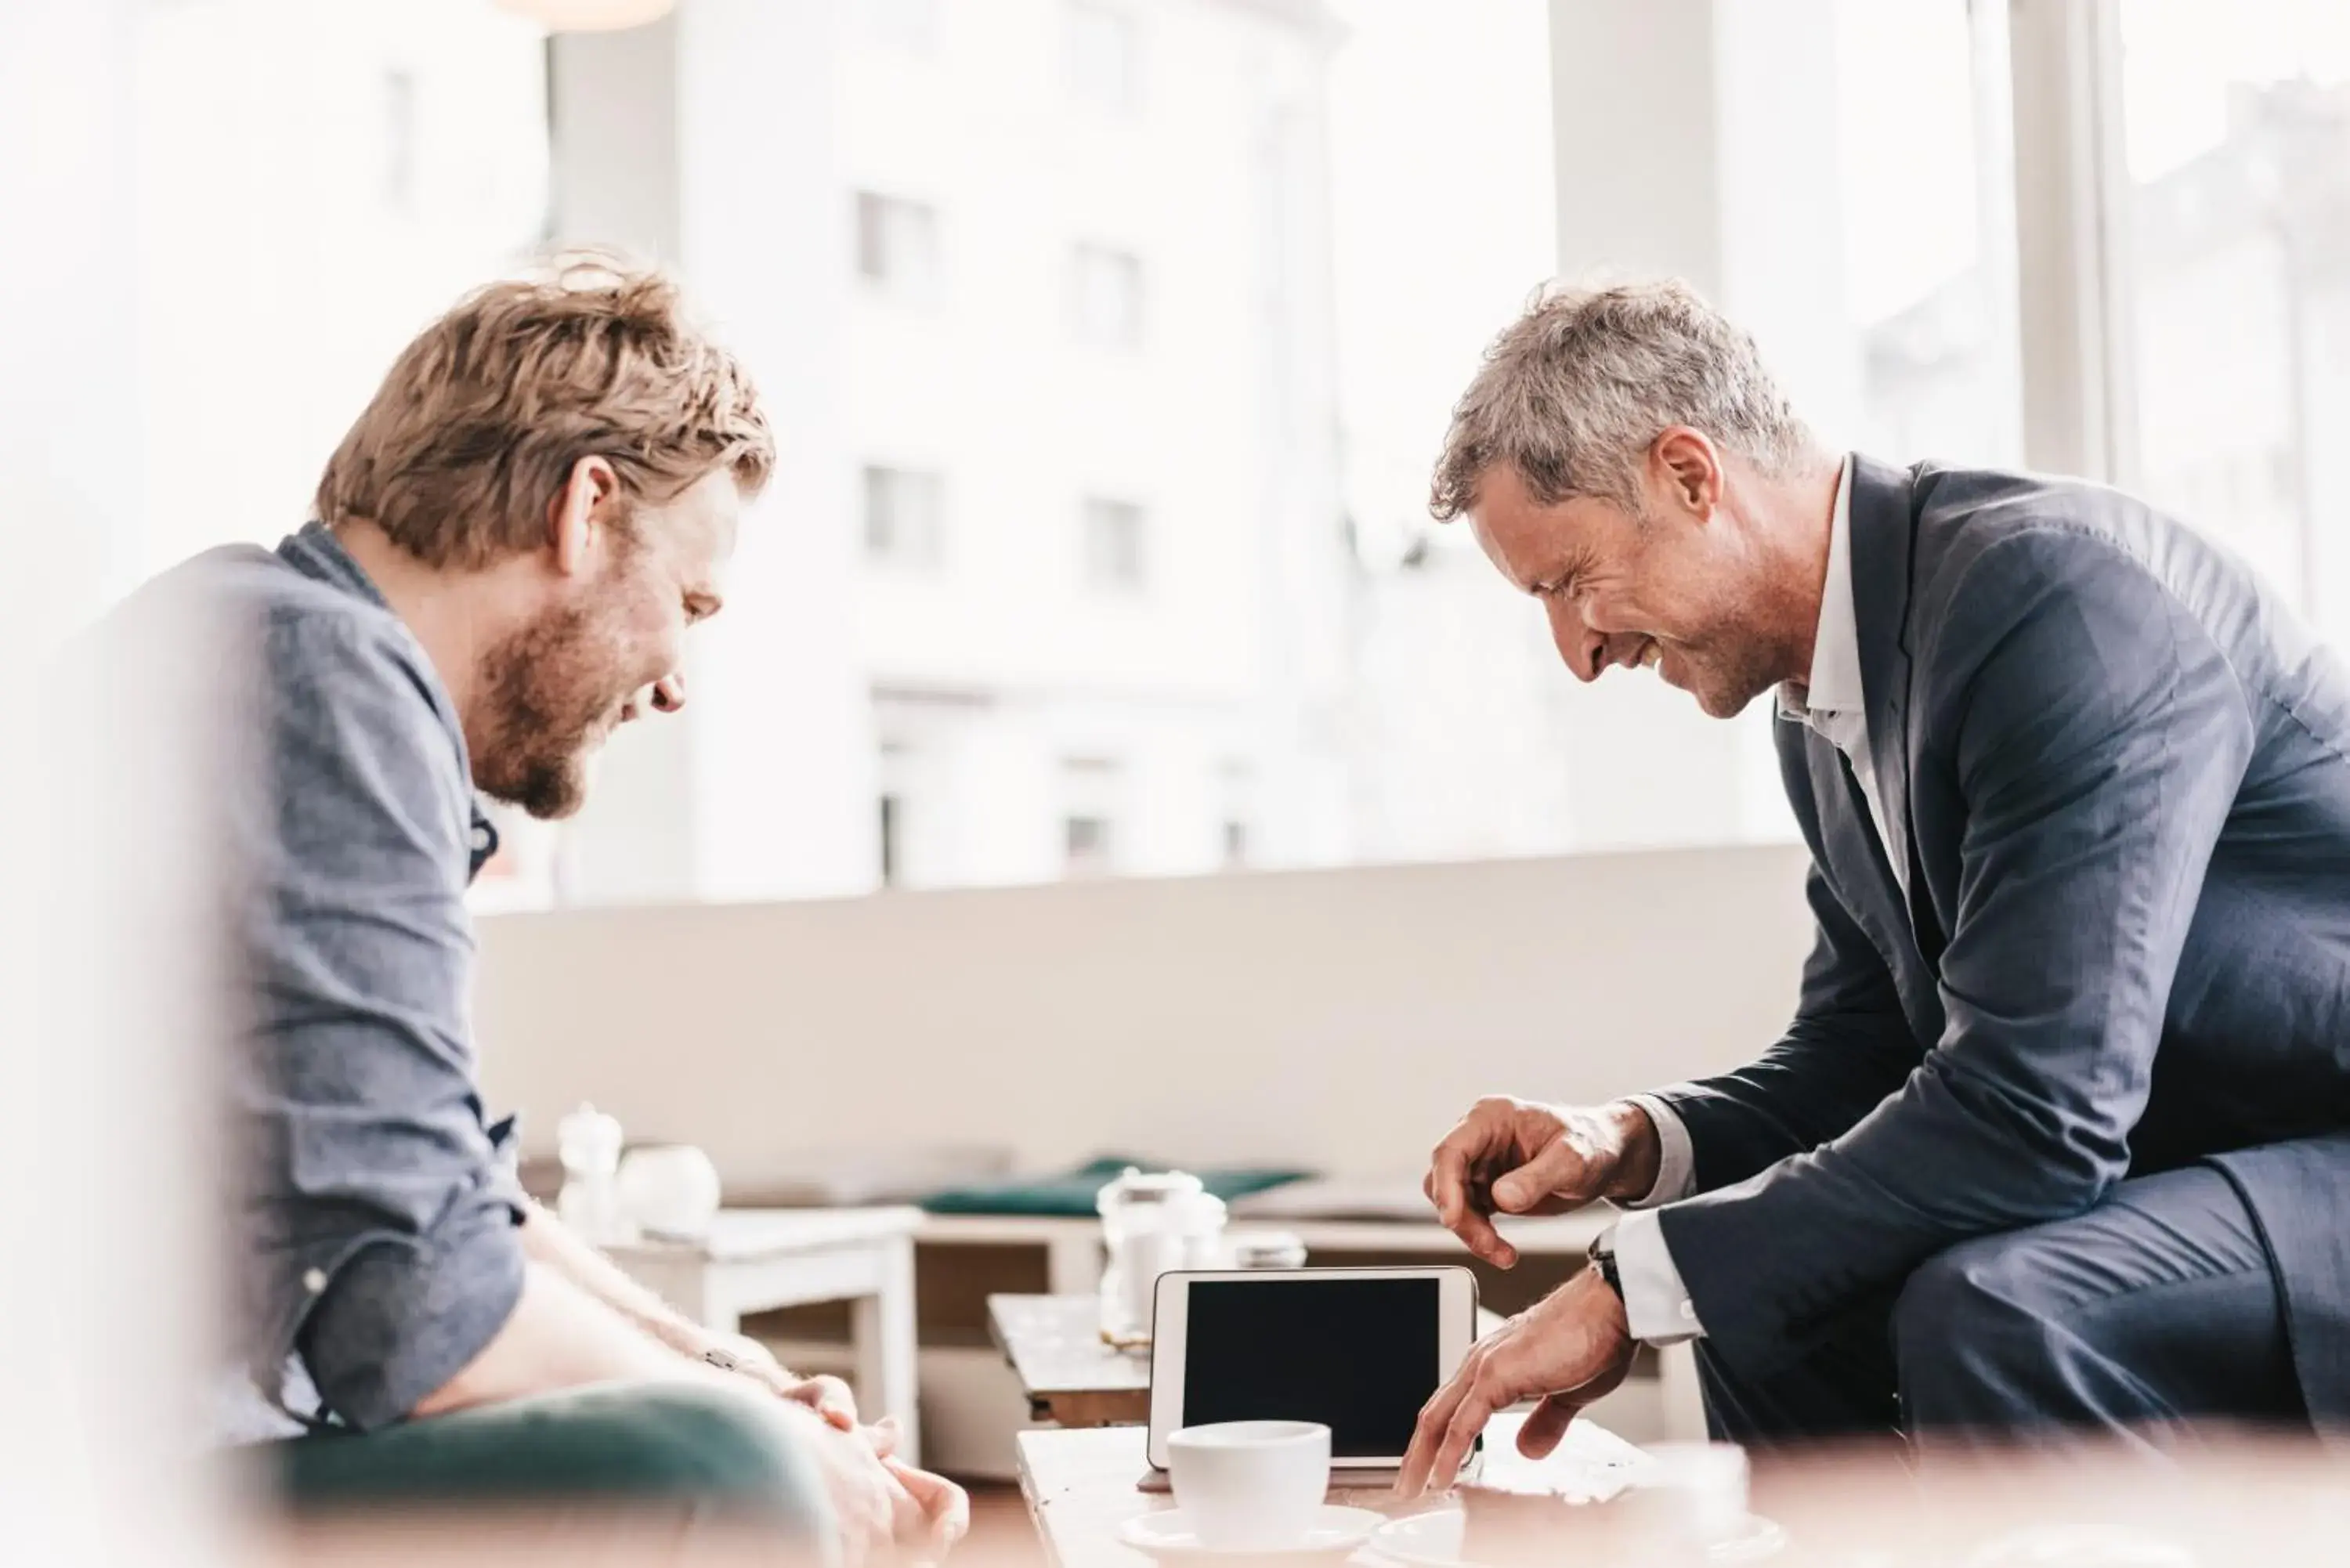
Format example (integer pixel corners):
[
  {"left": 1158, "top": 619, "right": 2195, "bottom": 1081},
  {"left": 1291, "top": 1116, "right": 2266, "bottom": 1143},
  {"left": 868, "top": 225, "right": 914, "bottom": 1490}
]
[{"left": 1845, "top": 455, "right": 1939, "bottom": 962}]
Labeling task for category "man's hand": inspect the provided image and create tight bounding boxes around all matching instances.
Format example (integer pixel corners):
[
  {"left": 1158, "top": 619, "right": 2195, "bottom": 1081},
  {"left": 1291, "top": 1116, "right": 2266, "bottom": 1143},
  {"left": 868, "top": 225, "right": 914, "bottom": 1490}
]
[
  {"left": 1395, "top": 1267, "right": 1636, "bottom": 1499},
  {"left": 706, "top": 1332, "right": 863, "bottom": 1429},
  {"left": 790, "top": 1404, "right": 970, "bottom": 1565},
  {"left": 1424, "top": 1097, "right": 1661, "bottom": 1266},
  {"left": 884, "top": 1454, "right": 972, "bottom": 1562}
]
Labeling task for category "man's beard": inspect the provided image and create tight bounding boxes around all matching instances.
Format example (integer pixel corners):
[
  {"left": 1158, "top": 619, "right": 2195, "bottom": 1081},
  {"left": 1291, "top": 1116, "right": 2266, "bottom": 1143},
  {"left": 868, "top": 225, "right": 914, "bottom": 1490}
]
[
  {"left": 1680, "top": 638, "right": 1788, "bottom": 718},
  {"left": 473, "top": 602, "right": 636, "bottom": 820}
]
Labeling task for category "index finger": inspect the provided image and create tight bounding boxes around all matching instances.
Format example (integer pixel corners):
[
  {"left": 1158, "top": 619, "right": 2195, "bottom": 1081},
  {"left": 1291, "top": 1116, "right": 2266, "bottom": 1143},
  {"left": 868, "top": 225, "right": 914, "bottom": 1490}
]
[
  {"left": 887, "top": 1460, "right": 971, "bottom": 1555},
  {"left": 1427, "top": 1129, "right": 1514, "bottom": 1266},
  {"left": 1397, "top": 1357, "right": 1475, "bottom": 1498},
  {"left": 1423, "top": 1387, "right": 1497, "bottom": 1497}
]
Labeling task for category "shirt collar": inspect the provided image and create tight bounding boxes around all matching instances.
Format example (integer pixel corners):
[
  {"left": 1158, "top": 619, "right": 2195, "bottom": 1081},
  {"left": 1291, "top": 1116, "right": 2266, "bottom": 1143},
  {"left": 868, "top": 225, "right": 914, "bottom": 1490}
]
[
  {"left": 276, "top": 519, "right": 392, "bottom": 612},
  {"left": 1781, "top": 454, "right": 1864, "bottom": 720},
  {"left": 276, "top": 521, "right": 504, "bottom": 882}
]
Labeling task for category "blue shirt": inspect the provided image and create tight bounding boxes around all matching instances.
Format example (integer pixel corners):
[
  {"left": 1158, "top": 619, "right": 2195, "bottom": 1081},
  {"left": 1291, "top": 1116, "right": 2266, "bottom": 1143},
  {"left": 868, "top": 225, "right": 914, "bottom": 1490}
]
[{"left": 159, "top": 524, "right": 524, "bottom": 1438}]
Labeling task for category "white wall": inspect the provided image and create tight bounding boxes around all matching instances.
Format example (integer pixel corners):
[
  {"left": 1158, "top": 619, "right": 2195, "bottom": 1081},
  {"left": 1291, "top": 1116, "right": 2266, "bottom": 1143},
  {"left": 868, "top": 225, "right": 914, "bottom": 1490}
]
[
  {"left": 475, "top": 843, "right": 1813, "bottom": 1185},
  {"left": 4, "top": 2, "right": 230, "bottom": 1558}
]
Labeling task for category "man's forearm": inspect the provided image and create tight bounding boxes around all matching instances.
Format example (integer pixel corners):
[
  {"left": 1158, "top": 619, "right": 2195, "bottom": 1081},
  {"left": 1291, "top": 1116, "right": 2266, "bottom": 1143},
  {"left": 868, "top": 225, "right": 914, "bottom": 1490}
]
[
  {"left": 411, "top": 1259, "right": 729, "bottom": 1417},
  {"left": 516, "top": 1198, "right": 733, "bottom": 1361}
]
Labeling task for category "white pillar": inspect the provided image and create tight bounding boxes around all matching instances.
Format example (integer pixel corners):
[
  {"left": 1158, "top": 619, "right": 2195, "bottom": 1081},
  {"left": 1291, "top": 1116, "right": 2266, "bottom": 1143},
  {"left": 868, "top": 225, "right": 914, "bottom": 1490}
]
[
  {"left": 2007, "top": 0, "right": 2137, "bottom": 484},
  {"left": 551, "top": 0, "right": 879, "bottom": 903}
]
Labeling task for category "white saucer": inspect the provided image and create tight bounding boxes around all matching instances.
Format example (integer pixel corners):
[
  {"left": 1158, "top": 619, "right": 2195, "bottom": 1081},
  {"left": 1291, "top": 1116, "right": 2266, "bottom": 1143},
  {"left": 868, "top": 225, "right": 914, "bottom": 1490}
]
[
  {"left": 1368, "top": 1506, "right": 1788, "bottom": 1566},
  {"left": 1119, "top": 1505, "right": 1386, "bottom": 1561}
]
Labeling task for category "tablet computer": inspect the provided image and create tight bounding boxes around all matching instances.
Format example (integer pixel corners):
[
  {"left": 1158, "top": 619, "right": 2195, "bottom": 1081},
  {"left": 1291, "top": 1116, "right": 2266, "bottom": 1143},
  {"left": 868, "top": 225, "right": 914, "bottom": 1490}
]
[{"left": 1145, "top": 1266, "right": 1479, "bottom": 1473}]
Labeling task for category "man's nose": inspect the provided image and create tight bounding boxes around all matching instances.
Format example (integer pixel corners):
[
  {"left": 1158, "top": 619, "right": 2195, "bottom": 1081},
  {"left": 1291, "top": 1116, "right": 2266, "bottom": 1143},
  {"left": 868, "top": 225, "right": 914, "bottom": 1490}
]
[
  {"left": 651, "top": 674, "right": 686, "bottom": 714},
  {"left": 1545, "top": 599, "right": 1605, "bottom": 683}
]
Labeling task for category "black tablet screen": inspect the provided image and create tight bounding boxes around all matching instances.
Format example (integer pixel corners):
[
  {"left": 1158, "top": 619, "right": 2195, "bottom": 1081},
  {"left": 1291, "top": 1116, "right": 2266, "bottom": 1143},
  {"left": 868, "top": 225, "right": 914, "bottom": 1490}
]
[{"left": 1180, "top": 1276, "right": 1443, "bottom": 1458}]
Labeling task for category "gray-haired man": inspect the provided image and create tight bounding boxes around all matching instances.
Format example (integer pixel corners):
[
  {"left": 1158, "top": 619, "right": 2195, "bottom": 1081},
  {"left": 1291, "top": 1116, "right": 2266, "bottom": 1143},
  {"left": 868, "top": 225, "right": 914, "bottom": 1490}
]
[{"left": 1398, "top": 279, "right": 2350, "bottom": 1489}]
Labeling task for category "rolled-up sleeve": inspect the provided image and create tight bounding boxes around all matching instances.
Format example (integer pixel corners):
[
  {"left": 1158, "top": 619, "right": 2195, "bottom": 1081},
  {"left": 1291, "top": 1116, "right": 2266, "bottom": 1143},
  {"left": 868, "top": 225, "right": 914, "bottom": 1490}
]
[{"left": 233, "top": 612, "right": 525, "bottom": 1431}]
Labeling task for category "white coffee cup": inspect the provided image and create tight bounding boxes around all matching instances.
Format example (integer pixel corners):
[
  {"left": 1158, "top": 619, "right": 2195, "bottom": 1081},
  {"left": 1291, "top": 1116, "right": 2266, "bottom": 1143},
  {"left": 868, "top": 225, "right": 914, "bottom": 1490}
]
[{"left": 1166, "top": 1420, "right": 1330, "bottom": 1552}]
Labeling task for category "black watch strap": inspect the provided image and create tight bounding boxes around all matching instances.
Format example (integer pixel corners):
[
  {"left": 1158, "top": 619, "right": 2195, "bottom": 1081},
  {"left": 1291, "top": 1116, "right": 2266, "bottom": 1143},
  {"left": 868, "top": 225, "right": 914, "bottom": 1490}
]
[{"left": 1589, "top": 1229, "right": 1624, "bottom": 1300}]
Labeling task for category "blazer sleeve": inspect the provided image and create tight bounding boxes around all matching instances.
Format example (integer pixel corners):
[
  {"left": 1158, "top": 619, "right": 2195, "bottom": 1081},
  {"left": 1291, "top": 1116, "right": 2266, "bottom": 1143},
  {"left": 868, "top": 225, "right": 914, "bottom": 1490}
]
[
  {"left": 1657, "top": 526, "right": 2254, "bottom": 1375},
  {"left": 1654, "top": 855, "right": 1921, "bottom": 1194}
]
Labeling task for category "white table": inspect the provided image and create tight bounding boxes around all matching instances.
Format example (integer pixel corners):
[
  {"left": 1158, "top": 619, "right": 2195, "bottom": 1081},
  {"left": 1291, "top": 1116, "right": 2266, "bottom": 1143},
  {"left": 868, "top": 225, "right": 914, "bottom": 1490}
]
[
  {"left": 1017, "top": 1412, "right": 1648, "bottom": 1568},
  {"left": 609, "top": 1206, "right": 924, "bottom": 1463}
]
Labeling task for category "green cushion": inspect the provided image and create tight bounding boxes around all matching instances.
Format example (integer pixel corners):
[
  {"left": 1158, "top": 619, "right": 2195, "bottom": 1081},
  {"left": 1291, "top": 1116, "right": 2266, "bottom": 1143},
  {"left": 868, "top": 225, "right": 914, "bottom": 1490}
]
[{"left": 920, "top": 1154, "right": 1315, "bottom": 1216}]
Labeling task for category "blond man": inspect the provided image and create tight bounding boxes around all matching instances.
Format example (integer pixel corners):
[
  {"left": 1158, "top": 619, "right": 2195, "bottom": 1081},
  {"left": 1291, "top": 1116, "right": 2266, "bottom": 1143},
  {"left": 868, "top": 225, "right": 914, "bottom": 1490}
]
[{"left": 140, "top": 255, "right": 964, "bottom": 1560}]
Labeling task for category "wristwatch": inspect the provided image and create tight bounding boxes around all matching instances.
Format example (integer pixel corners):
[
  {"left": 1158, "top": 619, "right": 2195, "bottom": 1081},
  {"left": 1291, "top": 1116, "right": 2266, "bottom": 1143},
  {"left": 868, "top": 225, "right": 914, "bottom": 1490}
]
[{"left": 1588, "top": 1225, "right": 1625, "bottom": 1301}]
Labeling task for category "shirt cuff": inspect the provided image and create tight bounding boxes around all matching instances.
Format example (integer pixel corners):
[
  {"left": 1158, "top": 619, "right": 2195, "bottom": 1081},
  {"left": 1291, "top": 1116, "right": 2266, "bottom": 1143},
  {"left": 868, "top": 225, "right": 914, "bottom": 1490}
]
[
  {"left": 1611, "top": 1209, "right": 1705, "bottom": 1344},
  {"left": 298, "top": 1187, "right": 526, "bottom": 1430},
  {"left": 1620, "top": 1094, "right": 1697, "bottom": 1207}
]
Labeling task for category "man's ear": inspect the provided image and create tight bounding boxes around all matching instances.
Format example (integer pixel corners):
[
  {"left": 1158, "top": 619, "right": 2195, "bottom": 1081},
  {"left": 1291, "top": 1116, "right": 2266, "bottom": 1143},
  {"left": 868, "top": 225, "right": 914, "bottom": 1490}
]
[
  {"left": 547, "top": 456, "right": 621, "bottom": 579},
  {"left": 1650, "top": 428, "right": 1722, "bottom": 522}
]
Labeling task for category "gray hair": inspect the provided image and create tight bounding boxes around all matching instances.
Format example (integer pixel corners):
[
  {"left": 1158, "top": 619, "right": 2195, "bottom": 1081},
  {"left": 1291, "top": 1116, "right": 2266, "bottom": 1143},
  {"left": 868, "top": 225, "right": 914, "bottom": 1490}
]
[{"left": 1429, "top": 276, "right": 1813, "bottom": 521}]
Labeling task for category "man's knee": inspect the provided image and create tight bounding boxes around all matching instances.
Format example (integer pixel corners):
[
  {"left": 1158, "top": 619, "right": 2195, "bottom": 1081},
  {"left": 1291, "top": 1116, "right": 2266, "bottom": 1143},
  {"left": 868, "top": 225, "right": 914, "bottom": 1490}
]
[
  {"left": 1891, "top": 1234, "right": 2073, "bottom": 1421},
  {"left": 581, "top": 1383, "right": 832, "bottom": 1523}
]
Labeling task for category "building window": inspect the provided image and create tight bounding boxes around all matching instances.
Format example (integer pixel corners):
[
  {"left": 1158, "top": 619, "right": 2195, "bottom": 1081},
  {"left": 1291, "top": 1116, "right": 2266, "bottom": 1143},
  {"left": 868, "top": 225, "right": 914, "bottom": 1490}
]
[
  {"left": 1061, "top": 756, "right": 1123, "bottom": 877},
  {"left": 1063, "top": 815, "right": 1114, "bottom": 876},
  {"left": 1066, "top": 1, "right": 1141, "bottom": 115},
  {"left": 1218, "top": 760, "right": 1253, "bottom": 869},
  {"left": 862, "top": 0, "right": 938, "bottom": 56},
  {"left": 855, "top": 193, "right": 941, "bottom": 306},
  {"left": 863, "top": 464, "right": 945, "bottom": 570},
  {"left": 380, "top": 68, "right": 417, "bottom": 211},
  {"left": 878, "top": 793, "right": 904, "bottom": 887},
  {"left": 1080, "top": 497, "right": 1148, "bottom": 592},
  {"left": 1069, "top": 244, "right": 1144, "bottom": 349}
]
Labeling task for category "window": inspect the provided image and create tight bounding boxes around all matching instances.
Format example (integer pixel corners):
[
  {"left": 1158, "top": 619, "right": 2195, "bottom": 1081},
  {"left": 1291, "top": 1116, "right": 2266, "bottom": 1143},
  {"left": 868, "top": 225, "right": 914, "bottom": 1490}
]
[
  {"left": 1066, "top": 2, "right": 1141, "bottom": 116},
  {"left": 856, "top": 193, "right": 941, "bottom": 306},
  {"left": 1069, "top": 244, "right": 1144, "bottom": 349},
  {"left": 2115, "top": 0, "right": 2350, "bottom": 636},
  {"left": 1217, "top": 760, "right": 1253, "bottom": 869},
  {"left": 863, "top": 464, "right": 945, "bottom": 570},
  {"left": 380, "top": 69, "right": 418, "bottom": 211},
  {"left": 1835, "top": 0, "right": 2023, "bottom": 469},
  {"left": 862, "top": 0, "right": 938, "bottom": 56},
  {"left": 141, "top": 2, "right": 2350, "bottom": 914},
  {"left": 1061, "top": 757, "right": 1123, "bottom": 877},
  {"left": 877, "top": 793, "right": 904, "bottom": 887},
  {"left": 1063, "top": 815, "right": 1114, "bottom": 875},
  {"left": 1080, "top": 497, "right": 1147, "bottom": 592}
]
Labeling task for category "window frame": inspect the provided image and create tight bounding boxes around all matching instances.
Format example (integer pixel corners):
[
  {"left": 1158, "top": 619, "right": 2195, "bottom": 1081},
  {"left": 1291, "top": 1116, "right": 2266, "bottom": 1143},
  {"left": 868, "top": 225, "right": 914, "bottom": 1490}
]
[
  {"left": 1068, "top": 241, "right": 1145, "bottom": 350},
  {"left": 855, "top": 190, "right": 943, "bottom": 307},
  {"left": 862, "top": 463, "right": 947, "bottom": 573},
  {"left": 2006, "top": 0, "right": 2142, "bottom": 486},
  {"left": 1079, "top": 494, "right": 1149, "bottom": 594}
]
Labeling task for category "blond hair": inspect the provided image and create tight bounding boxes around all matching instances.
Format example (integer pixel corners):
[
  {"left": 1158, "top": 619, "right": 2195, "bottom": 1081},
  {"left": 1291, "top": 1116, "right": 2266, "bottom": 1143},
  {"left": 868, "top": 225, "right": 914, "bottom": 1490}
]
[
  {"left": 316, "top": 250, "right": 774, "bottom": 568},
  {"left": 1430, "top": 276, "right": 1812, "bottom": 521}
]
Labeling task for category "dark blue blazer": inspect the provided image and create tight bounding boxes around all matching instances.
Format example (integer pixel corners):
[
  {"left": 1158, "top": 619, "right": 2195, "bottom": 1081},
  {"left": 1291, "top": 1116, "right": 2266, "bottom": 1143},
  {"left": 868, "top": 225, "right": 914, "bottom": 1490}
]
[{"left": 1656, "top": 457, "right": 2350, "bottom": 1429}]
